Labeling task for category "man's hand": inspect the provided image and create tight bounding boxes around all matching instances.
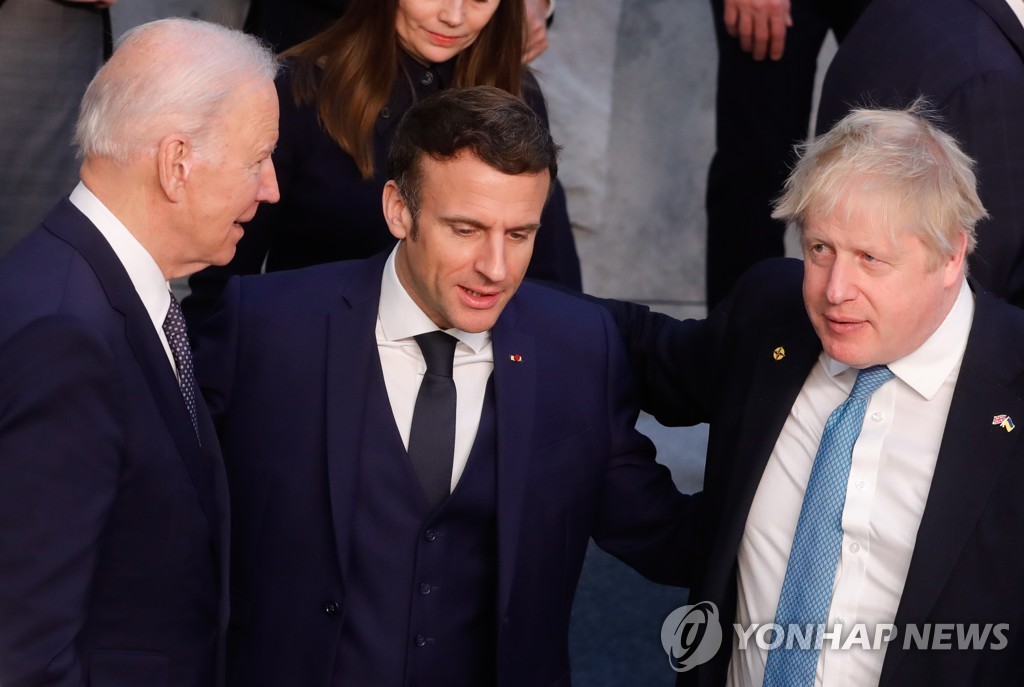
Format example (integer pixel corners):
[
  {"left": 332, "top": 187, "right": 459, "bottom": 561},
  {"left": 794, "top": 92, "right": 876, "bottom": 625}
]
[
  {"left": 523, "top": 0, "right": 551, "bottom": 63},
  {"left": 723, "top": 0, "right": 792, "bottom": 61}
]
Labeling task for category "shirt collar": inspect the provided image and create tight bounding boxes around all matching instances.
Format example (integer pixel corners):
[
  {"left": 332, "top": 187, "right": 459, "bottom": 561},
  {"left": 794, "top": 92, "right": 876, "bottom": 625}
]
[
  {"left": 378, "top": 245, "right": 490, "bottom": 353},
  {"left": 823, "top": 278, "right": 975, "bottom": 400},
  {"left": 69, "top": 181, "right": 171, "bottom": 330}
]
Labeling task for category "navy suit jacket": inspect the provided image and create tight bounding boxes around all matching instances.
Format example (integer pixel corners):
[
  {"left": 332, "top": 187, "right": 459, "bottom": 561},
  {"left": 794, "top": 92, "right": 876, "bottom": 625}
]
[
  {"left": 607, "top": 258, "right": 1024, "bottom": 685},
  {"left": 192, "top": 252, "right": 697, "bottom": 687},
  {"left": 0, "top": 199, "right": 229, "bottom": 687},
  {"left": 816, "top": 0, "right": 1024, "bottom": 306}
]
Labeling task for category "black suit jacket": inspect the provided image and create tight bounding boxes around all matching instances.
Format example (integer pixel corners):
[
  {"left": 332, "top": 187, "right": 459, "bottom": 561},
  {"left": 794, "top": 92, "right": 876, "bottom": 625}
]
[
  {"left": 193, "top": 252, "right": 696, "bottom": 687},
  {"left": 0, "top": 199, "right": 229, "bottom": 687},
  {"left": 607, "top": 258, "right": 1024, "bottom": 685},
  {"left": 817, "top": 0, "right": 1024, "bottom": 307}
]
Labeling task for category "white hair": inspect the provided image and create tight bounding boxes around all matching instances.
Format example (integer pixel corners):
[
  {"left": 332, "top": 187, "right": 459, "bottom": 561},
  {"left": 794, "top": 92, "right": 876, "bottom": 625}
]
[
  {"left": 75, "top": 18, "right": 279, "bottom": 164},
  {"left": 773, "top": 101, "right": 986, "bottom": 269}
]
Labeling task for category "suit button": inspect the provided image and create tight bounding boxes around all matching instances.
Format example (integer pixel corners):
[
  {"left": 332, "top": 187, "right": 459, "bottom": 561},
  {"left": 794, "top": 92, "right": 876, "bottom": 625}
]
[
  {"left": 415, "top": 634, "right": 427, "bottom": 647},
  {"left": 419, "top": 582, "right": 432, "bottom": 595},
  {"left": 324, "top": 601, "right": 339, "bottom": 616},
  {"left": 420, "top": 70, "right": 434, "bottom": 86},
  {"left": 424, "top": 529, "right": 437, "bottom": 542}
]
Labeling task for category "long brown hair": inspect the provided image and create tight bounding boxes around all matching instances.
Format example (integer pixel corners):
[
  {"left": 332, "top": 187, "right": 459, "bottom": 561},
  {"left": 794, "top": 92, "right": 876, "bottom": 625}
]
[{"left": 282, "top": 0, "right": 527, "bottom": 180}]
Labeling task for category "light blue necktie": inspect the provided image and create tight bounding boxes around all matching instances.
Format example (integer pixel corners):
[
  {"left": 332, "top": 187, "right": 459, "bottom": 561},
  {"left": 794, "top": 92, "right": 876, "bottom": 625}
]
[{"left": 763, "top": 365, "right": 895, "bottom": 686}]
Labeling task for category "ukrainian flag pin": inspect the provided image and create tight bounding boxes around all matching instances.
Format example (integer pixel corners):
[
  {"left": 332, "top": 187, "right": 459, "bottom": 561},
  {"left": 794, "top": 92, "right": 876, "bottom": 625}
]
[{"left": 992, "top": 414, "right": 1015, "bottom": 432}]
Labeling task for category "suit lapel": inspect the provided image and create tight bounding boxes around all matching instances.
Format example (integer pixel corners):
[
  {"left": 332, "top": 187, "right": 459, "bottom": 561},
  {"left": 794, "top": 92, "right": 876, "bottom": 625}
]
[
  {"left": 324, "top": 255, "right": 388, "bottom": 579},
  {"left": 488, "top": 299, "right": 537, "bottom": 623},
  {"left": 704, "top": 320, "right": 820, "bottom": 601},
  {"left": 43, "top": 199, "right": 225, "bottom": 558},
  {"left": 882, "top": 289, "right": 1024, "bottom": 682}
]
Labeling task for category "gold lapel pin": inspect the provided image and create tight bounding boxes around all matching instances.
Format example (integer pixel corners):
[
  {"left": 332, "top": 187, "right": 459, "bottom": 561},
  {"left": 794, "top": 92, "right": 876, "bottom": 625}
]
[
  {"left": 772, "top": 346, "right": 786, "bottom": 361},
  {"left": 509, "top": 354, "right": 523, "bottom": 363}
]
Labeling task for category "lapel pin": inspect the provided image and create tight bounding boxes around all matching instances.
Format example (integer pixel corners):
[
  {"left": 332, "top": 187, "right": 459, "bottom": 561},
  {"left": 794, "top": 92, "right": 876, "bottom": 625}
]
[
  {"left": 772, "top": 346, "right": 786, "bottom": 361},
  {"left": 509, "top": 354, "right": 523, "bottom": 363},
  {"left": 992, "top": 414, "right": 1015, "bottom": 432}
]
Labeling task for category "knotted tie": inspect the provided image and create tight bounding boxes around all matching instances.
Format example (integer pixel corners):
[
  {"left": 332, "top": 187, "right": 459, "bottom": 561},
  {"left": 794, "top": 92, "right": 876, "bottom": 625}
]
[
  {"left": 763, "top": 365, "right": 895, "bottom": 686},
  {"left": 162, "top": 292, "right": 200, "bottom": 441},
  {"left": 408, "top": 331, "right": 458, "bottom": 509}
]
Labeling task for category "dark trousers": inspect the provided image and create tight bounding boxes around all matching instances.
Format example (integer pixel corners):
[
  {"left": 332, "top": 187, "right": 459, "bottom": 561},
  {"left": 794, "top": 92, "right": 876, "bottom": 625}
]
[{"left": 704, "top": 0, "right": 870, "bottom": 308}]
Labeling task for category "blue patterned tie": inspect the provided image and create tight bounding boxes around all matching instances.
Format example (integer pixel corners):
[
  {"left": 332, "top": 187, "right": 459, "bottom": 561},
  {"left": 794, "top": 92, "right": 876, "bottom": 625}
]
[
  {"left": 163, "top": 292, "right": 200, "bottom": 442},
  {"left": 762, "top": 365, "right": 895, "bottom": 686}
]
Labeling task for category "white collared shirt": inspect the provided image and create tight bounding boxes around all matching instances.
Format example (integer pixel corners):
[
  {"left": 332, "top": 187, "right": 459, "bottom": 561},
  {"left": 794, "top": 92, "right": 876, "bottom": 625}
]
[
  {"left": 729, "top": 279, "right": 975, "bottom": 687},
  {"left": 69, "top": 182, "right": 177, "bottom": 373},
  {"left": 376, "top": 247, "right": 495, "bottom": 492}
]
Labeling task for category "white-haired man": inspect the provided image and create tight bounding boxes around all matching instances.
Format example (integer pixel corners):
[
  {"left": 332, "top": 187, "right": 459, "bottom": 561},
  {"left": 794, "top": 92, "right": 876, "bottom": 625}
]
[
  {"left": 0, "top": 18, "right": 279, "bottom": 687},
  {"left": 607, "top": 105, "right": 1024, "bottom": 685}
]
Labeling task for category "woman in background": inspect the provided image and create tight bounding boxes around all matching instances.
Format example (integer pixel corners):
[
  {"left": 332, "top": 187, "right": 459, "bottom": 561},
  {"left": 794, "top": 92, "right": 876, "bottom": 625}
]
[{"left": 186, "top": 0, "right": 579, "bottom": 322}]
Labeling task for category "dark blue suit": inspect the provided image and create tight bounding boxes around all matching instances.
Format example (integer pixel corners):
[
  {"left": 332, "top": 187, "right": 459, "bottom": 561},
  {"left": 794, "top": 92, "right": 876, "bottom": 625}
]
[
  {"left": 817, "top": 0, "right": 1024, "bottom": 306},
  {"left": 607, "top": 258, "right": 1024, "bottom": 685},
  {"left": 0, "top": 199, "right": 229, "bottom": 687},
  {"left": 193, "top": 252, "right": 696, "bottom": 687}
]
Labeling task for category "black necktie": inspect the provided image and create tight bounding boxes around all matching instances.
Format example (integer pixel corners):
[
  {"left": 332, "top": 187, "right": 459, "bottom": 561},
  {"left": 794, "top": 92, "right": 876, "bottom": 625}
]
[
  {"left": 163, "top": 292, "right": 200, "bottom": 441},
  {"left": 408, "top": 331, "right": 458, "bottom": 509}
]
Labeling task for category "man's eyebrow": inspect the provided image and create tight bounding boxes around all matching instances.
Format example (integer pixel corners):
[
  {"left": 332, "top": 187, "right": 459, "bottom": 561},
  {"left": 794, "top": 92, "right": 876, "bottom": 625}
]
[{"left": 441, "top": 215, "right": 488, "bottom": 229}]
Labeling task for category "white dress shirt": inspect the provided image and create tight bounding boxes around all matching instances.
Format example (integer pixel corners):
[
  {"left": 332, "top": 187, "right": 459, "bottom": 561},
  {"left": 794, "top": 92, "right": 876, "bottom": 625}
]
[
  {"left": 69, "top": 182, "right": 176, "bottom": 373},
  {"left": 728, "top": 279, "right": 974, "bottom": 687},
  {"left": 376, "top": 247, "right": 494, "bottom": 493}
]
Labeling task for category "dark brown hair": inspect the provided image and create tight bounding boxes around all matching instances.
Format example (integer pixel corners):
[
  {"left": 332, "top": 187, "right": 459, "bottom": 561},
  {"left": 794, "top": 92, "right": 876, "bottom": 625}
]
[
  {"left": 282, "top": 0, "right": 526, "bottom": 179},
  {"left": 387, "top": 86, "right": 559, "bottom": 218}
]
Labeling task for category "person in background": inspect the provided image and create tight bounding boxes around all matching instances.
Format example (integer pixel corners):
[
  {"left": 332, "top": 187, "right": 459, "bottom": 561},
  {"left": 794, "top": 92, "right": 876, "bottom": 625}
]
[
  {"left": 0, "top": 0, "right": 114, "bottom": 257},
  {"left": 816, "top": 0, "right": 1024, "bottom": 308},
  {"left": 0, "top": 18, "right": 279, "bottom": 687},
  {"left": 242, "top": 0, "right": 553, "bottom": 59},
  {"left": 185, "top": 0, "right": 577, "bottom": 326},
  {"left": 704, "top": 0, "right": 870, "bottom": 308},
  {"left": 193, "top": 86, "right": 694, "bottom": 687},
  {"left": 608, "top": 105, "right": 1024, "bottom": 685}
]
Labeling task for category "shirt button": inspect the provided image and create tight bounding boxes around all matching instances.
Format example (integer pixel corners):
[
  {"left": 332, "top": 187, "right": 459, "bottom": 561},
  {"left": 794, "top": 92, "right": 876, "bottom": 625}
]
[
  {"left": 849, "top": 542, "right": 861, "bottom": 553},
  {"left": 871, "top": 411, "right": 883, "bottom": 422},
  {"left": 424, "top": 529, "right": 437, "bottom": 542},
  {"left": 380, "top": 107, "right": 390, "bottom": 119},
  {"left": 855, "top": 480, "right": 866, "bottom": 489},
  {"left": 324, "top": 601, "right": 339, "bottom": 616},
  {"left": 420, "top": 71, "right": 434, "bottom": 86},
  {"left": 415, "top": 634, "right": 427, "bottom": 647},
  {"left": 836, "top": 616, "right": 847, "bottom": 627},
  {"left": 420, "top": 582, "right": 432, "bottom": 595}
]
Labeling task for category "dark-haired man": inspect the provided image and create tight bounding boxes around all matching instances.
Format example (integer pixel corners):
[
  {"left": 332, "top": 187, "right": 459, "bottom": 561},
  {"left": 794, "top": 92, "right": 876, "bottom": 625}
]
[{"left": 194, "top": 85, "right": 696, "bottom": 687}]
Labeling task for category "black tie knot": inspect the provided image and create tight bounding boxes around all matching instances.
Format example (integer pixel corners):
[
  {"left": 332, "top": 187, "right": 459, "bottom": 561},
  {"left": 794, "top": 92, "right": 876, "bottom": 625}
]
[{"left": 415, "top": 331, "right": 458, "bottom": 378}]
